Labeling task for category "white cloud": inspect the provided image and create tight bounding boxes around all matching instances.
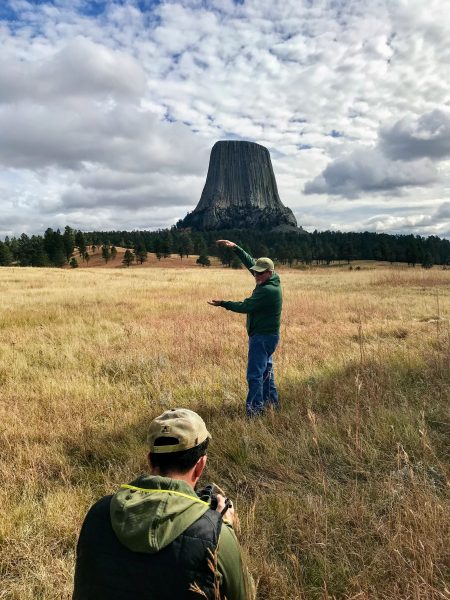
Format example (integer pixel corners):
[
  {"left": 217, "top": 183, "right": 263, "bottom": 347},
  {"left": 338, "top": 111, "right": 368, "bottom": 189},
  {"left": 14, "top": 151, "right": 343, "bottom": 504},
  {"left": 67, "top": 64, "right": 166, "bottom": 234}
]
[
  {"left": 380, "top": 110, "right": 450, "bottom": 161},
  {"left": 361, "top": 202, "right": 450, "bottom": 237},
  {"left": 304, "top": 109, "right": 450, "bottom": 197},
  {"left": 304, "top": 148, "right": 439, "bottom": 196},
  {"left": 0, "top": 37, "right": 147, "bottom": 103},
  {"left": 62, "top": 172, "right": 204, "bottom": 209},
  {"left": 0, "top": 100, "right": 210, "bottom": 172},
  {"left": 0, "top": 0, "right": 450, "bottom": 238}
]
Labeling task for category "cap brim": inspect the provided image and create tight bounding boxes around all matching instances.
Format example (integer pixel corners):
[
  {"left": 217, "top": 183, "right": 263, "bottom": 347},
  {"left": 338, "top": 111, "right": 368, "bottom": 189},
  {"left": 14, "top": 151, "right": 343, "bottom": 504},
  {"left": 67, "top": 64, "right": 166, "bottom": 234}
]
[
  {"left": 250, "top": 266, "right": 267, "bottom": 272},
  {"left": 150, "top": 431, "right": 211, "bottom": 454}
]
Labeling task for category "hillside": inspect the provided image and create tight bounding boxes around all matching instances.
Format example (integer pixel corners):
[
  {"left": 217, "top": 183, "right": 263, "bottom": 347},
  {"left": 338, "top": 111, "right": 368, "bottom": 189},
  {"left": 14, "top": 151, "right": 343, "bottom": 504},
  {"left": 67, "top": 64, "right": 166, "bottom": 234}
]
[
  {"left": 70, "top": 247, "right": 214, "bottom": 269},
  {"left": 69, "top": 247, "right": 446, "bottom": 272}
]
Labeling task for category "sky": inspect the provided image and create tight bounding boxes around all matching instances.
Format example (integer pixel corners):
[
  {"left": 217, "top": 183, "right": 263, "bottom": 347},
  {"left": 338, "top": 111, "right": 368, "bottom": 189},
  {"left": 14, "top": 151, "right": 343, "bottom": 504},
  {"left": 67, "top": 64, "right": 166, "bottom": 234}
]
[{"left": 1, "top": 0, "right": 450, "bottom": 239}]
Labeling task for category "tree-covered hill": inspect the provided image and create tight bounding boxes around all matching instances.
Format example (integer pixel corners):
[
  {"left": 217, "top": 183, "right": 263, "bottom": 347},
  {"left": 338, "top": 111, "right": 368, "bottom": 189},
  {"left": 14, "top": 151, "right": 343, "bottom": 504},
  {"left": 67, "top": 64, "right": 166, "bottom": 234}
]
[{"left": 1, "top": 225, "right": 449, "bottom": 268}]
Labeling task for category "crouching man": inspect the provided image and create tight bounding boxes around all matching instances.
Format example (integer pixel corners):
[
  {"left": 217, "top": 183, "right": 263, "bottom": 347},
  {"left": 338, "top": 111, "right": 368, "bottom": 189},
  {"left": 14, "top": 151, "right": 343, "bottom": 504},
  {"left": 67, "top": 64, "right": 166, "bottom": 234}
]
[{"left": 72, "top": 408, "right": 254, "bottom": 600}]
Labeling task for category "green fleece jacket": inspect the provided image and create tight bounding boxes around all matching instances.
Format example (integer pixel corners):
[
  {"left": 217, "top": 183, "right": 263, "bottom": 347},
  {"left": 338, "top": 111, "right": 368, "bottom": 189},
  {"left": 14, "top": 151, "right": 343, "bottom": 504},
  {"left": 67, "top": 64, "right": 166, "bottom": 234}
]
[
  {"left": 220, "top": 245, "right": 282, "bottom": 336},
  {"left": 110, "top": 475, "right": 254, "bottom": 600}
]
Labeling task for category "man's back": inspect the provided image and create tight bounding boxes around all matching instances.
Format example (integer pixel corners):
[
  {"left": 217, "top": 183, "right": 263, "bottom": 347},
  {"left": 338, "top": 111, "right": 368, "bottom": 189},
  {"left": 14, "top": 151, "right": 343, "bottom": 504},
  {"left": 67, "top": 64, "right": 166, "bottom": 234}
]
[
  {"left": 73, "top": 490, "right": 222, "bottom": 600},
  {"left": 73, "top": 408, "right": 253, "bottom": 600}
]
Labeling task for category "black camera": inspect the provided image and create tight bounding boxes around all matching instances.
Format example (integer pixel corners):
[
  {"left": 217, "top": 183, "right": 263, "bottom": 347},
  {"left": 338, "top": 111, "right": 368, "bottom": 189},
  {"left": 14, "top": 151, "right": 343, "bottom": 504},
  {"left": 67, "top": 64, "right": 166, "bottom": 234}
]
[
  {"left": 197, "top": 483, "right": 232, "bottom": 516},
  {"left": 197, "top": 483, "right": 219, "bottom": 510}
]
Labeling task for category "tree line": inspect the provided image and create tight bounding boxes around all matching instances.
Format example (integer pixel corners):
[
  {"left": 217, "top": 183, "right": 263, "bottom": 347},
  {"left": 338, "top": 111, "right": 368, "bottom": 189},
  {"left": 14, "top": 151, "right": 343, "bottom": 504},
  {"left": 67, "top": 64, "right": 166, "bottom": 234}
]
[{"left": 1, "top": 225, "right": 449, "bottom": 268}]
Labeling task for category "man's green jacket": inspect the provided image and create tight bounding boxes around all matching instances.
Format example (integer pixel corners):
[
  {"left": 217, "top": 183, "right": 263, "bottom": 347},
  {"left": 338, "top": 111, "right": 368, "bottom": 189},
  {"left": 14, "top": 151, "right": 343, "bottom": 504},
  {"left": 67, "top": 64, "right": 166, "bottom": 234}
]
[
  {"left": 73, "top": 475, "right": 255, "bottom": 600},
  {"left": 220, "top": 245, "right": 282, "bottom": 337},
  {"left": 111, "top": 476, "right": 253, "bottom": 600}
]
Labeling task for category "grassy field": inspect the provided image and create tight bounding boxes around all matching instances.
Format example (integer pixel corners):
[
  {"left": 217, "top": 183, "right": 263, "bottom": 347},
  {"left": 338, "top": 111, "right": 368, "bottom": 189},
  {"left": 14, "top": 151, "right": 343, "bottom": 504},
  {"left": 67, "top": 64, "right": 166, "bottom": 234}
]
[{"left": 0, "top": 263, "right": 449, "bottom": 599}]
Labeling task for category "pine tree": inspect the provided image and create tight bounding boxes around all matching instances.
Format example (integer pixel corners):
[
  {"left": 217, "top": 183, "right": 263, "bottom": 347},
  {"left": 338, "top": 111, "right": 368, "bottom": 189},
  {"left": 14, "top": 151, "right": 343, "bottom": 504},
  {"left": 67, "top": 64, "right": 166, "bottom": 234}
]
[
  {"left": 218, "top": 246, "right": 234, "bottom": 267},
  {"left": 122, "top": 249, "right": 134, "bottom": 267},
  {"left": 101, "top": 244, "right": 111, "bottom": 263},
  {"left": 17, "top": 234, "right": 48, "bottom": 267},
  {"left": 177, "top": 232, "right": 194, "bottom": 259},
  {"left": 134, "top": 243, "right": 147, "bottom": 264},
  {"left": 193, "top": 234, "right": 207, "bottom": 256},
  {"left": 160, "top": 231, "right": 173, "bottom": 258},
  {"left": 422, "top": 251, "right": 434, "bottom": 269},
  {"left": 75, "top": 231, "right": 87, "bottom": 257},
  {"left": 63, "top": 226, "right": 76, "bottom": 260},
  {"left": 0, "top": 241, "right": 13, "bottom": 266},
  {"left": 44, "top": 228, "right": 66, "bottom": 267},
  {"left": 196, "top": 254, "right": 211, "bottom": 267}
]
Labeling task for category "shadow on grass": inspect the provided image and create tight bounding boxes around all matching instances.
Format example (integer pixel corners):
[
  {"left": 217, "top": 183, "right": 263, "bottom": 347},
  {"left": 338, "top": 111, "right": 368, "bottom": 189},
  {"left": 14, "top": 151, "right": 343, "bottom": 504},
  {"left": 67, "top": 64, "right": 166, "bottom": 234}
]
[
  {"left": 62, "top": 345, "right": 449, "bottom": 489},
  {"left": 61, "top": 397, "right": 244, "bottom": 481}
]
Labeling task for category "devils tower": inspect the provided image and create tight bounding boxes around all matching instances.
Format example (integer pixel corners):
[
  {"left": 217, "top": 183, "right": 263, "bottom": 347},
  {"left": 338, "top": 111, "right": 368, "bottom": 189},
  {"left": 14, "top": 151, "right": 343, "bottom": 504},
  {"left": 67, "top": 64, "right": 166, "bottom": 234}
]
[{"left": 180, "top": 140, "right": 298, "bottom": 231}]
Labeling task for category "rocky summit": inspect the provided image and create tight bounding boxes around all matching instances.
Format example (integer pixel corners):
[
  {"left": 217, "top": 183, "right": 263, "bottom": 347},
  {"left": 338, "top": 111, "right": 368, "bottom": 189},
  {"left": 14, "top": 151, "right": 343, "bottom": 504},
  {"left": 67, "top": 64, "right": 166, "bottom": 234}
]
[{"left": 180, "top": 140, "right": 299, "bottom": 231}]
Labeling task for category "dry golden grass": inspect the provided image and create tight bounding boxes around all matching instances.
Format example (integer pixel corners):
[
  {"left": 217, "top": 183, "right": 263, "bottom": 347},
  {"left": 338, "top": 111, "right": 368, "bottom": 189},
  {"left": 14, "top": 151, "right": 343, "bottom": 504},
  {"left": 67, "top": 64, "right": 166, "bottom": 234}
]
[{"left": 0, "top": 265, "right": 449, "bottom": 600}]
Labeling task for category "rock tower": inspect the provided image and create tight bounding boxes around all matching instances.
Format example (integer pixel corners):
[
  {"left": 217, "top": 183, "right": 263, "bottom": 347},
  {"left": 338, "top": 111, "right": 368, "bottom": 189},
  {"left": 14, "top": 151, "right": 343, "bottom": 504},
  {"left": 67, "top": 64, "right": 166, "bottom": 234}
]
[{"left": 180, "top": 140, "right": 298, "bottom": 230}]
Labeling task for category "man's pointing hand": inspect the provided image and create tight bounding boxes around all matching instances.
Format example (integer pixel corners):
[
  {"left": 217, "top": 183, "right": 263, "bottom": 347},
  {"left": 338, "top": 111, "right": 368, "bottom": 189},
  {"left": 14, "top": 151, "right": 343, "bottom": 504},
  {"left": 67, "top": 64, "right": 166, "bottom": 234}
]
[
  {"left": 216, "top": 240, "right": 236, "bottom": 248},
  {"left": 207, "top": 299, "right": 223, "bottom": 306}
]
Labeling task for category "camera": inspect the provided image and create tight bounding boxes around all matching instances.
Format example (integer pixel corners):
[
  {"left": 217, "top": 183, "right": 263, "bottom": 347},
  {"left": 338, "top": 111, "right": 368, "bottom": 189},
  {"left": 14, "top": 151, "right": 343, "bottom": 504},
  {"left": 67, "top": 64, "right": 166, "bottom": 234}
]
[
  {"left": 197, "top": 483, "right": 219, "bottom": 510},
  {"left": 198, "top": 483, "right": 233, "bottom": 516}
]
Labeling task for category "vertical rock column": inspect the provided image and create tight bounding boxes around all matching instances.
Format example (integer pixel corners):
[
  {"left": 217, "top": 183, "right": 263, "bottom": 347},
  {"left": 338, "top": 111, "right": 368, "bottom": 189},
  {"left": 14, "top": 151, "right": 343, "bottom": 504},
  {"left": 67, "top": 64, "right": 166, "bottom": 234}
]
[{"left": 180, "top": 140, "right": 298, "bottom": 230}]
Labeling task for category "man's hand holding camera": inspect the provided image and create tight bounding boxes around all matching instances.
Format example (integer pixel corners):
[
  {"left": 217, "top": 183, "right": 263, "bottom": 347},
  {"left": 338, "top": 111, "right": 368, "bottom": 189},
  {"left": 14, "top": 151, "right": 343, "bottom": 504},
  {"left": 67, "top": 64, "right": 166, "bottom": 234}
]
[
  {"left": 216, "top": 493, "right": 235, "bottom": 526},
  {"left": 198, "top": 483, "right": 236, "bottom": 527}
]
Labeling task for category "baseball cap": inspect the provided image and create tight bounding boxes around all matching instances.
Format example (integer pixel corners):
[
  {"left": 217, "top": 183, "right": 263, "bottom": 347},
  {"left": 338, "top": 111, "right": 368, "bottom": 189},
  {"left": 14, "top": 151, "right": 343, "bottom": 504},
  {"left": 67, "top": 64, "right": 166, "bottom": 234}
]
[
  {"left": 148, "top": 408, "right": 211, "bottom": 454},
  {"left": 250, "top": 257, "right": 274, "bottom": 272}
]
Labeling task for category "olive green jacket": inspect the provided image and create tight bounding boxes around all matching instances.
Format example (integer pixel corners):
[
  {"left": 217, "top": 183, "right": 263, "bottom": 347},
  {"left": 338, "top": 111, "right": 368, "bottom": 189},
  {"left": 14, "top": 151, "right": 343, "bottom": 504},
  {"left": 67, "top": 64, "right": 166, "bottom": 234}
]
[{"left": 111, "top": 475, "right": 254, "bottom": 600}]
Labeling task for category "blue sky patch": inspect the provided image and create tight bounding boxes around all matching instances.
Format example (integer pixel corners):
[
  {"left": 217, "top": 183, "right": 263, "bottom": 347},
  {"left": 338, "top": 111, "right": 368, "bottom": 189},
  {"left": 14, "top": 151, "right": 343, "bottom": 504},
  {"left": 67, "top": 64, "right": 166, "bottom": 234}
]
[
  {"left": 0, "top": 2, "right": 17, "bottom": 21},
  {"left": 0, "top": 0, "right": 163, "bottom": 21}
]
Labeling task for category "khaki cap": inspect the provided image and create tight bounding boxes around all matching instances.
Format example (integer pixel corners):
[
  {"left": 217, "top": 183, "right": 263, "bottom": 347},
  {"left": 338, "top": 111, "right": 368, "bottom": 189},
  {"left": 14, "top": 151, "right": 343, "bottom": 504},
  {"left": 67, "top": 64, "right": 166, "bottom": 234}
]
[
  {"left": 250, "top": 257, "right": 274, "bottom": 272},
  {"left": 148, "top": 408, "right": 211, "bottom": 454}
]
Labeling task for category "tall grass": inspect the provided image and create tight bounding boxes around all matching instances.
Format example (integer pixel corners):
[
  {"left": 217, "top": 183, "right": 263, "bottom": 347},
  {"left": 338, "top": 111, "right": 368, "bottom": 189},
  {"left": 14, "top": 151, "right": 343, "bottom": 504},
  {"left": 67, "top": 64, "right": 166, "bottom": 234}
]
[{"left": 0, "top": 265, "right": 449, "bottom": 599}]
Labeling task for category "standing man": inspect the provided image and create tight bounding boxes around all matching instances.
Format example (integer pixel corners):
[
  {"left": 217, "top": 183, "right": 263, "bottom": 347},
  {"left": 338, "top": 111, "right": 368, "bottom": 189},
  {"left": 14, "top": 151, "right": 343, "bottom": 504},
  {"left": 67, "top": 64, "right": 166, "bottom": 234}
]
[
  {"left": 208, "top": 240, "right": 282, "bottom": 416},
  {"left": 73, "top": 408, "right": 254, "bottom": 600}
]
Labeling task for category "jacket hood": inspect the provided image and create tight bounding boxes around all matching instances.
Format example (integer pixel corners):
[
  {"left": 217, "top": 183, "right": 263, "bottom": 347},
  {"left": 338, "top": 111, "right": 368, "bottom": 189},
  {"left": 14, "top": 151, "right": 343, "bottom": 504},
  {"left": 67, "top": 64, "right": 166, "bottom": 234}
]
[
  {"left": 110, "top": 475, "right": 210, "bottom": 554},
  {"left": 263, "top": 272, "right": 280, "bottom": 287}
]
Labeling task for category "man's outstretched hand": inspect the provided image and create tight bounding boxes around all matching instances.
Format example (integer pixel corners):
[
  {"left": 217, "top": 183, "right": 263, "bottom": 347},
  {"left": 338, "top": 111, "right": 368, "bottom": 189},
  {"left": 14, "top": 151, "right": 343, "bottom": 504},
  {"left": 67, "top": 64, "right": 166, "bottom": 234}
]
[
  {"left": 207, "top": 299, "right": 223, "bottom": 306},
  {"left": 216, "top": 239, "right": 236, "bottom": 248},
  {"left": 215, "top": 493, "right": 236, "bottom": 526}
]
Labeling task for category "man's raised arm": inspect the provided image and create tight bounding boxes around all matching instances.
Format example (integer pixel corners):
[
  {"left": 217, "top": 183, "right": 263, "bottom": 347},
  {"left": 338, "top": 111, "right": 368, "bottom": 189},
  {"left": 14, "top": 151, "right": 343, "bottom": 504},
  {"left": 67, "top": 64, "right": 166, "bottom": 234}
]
[{"left": 216, "top": 240, "right": 255, "bottom": 271}]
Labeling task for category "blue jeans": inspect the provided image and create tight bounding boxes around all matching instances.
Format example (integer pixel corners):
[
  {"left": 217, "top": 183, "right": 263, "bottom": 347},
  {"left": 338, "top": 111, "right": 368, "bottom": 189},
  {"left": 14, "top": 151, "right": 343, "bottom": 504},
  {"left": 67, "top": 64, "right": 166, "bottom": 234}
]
[{"left": 246, "top": 334, "right": 279, "bottom": 415}]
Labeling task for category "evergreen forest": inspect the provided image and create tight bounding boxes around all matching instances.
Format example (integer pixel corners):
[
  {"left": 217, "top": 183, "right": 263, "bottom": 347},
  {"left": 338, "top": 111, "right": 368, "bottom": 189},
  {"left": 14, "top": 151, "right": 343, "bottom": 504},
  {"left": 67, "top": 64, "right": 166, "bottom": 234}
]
[{"left": 1, "top": 225, "right": 450, "bottom": 269}]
